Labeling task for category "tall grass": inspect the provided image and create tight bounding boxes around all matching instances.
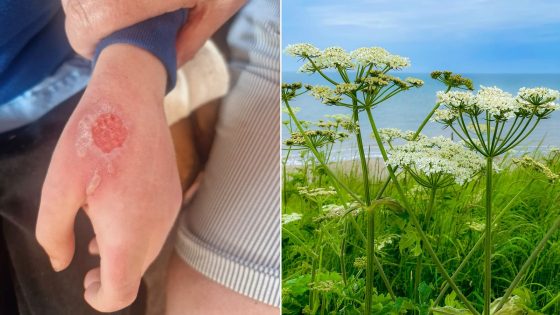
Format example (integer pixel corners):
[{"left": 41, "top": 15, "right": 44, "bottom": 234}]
[{"left": 282, "top": 150, "right": 560, "bottom": 314}]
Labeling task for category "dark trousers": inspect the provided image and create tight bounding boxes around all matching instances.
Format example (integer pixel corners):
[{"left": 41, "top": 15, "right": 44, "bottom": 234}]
[{"left": 0, "top": 92, "right": 146, "bottom": 315}]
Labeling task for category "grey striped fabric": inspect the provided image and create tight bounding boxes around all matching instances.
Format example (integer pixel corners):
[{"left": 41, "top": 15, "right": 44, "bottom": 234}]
[{"left": 174, "top": 0, "right": 280, "bottom": 308}]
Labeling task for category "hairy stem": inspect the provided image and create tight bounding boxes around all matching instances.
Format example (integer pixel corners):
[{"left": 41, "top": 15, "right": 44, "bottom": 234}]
[
  {"left": 367, "top": 108, "right": 479, "bottom": 315},
  {"left": 484, "top": 156, "right": 493, "bottom": 315}
]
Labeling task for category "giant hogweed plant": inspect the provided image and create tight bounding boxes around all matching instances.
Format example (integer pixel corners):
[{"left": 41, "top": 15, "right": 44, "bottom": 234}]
[{"left": 282, "top": 43, "right": 559, "bottom": 314}]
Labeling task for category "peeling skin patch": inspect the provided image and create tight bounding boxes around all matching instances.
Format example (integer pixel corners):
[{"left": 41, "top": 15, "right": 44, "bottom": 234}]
[
  {"left": 75, "top": 105, "right": 128, "bottom": 158},
  {"left": 91, "top": 113, "right": 127, "bottom": 153}
]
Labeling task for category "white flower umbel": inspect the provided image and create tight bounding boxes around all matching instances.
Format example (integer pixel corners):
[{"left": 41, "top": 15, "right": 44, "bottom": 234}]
[
  {"left": 350, "top": 47, "right": 410, "bottom": 69},
  {"left": 285, "top": 43, "right": 321, "bottom": 58},
  {"left": 308, "top": 85, "right": 342, "bottom": 105},
  {"left": 312, "top": 47, "right": 354, "bottom": 70},
  {"left": 476, "top": 86, "right": 518, "bottom": 120},
  {"left": 297, "top": 186, "right": 337, "bottom": 198},
  {"left": 436, "top": 90, "right": 477, "bottom": 109},
  {"left": 378, "top": 128, "right": 426, "bottom": 144},
  {"left": 387, "top": 136, "right": 485, "bottom": 187},
  {"left": 434, "top": 84, "right": 559, "bottom": 314},
  {"left": 517, "top": 87, "right": 560, "bottom": 105},
  {"left": 282, "top": 213, "right": 302, "bottom": 225}
]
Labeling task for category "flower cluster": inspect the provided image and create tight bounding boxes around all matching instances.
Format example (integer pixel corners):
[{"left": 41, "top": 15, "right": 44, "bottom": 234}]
[
  {"left": 387, "top": 136, "right": 485, "bottom": 186},
  {"left": 512, "top": 156, "right": 559, "bottom": 182},
  {"left": 516, "top": 87, "right": 560, "bottom": 117},
  {"left": 433, "top": 86, "right": 560, "bottom": 124},
  {"left": 282, "top": 82, "right": 303, "bottom": 101},
  {"left": 378, "top": 128, "right": 426, "bottom": 144},
  {"left": 335, "top": 82, "right": 359, "bottom": 94},
  {"left": 319, "top": 202, "right": 361, "bottom": 220},
  {"left": 285, "top": 129, "right": 348, "bottom": 149},
  {"left": 307, "top": 85, "right": 342, "bottom": 105},
  {"left": 476, "top": 86, "right": 518, "bottom": 120},
  {"left": 308, "top": 280, "right": 341, "bottom": 292},
  {"left": 313, "top": 47, "right": 354, "bottom": 70},
  {"left": 350, "top": 47, "right": 410, "bottom": 69},
  {"left": 297, "top": 186, "right": 337, "bottom": 198},
  {"left": 288, "top": 43, "right": 411, "bottom": 73},
  {"left": 282, "top": 212, "right": 302, "bottom": 225},
  {"left": 517, "top": 87, "right": 560, "bottom": 105},
  {"left": 405, "top": 77, "right": 424, "bottom": 87},
  {"left": 431, "top": 71, "right": 474, "bottom": 90},
  {"left": 284, "top": 43, "right": 321, "bottom": 58}
]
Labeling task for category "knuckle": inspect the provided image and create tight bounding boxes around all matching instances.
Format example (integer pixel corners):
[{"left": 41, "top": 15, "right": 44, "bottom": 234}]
[{"left": 64, "top": 0, "right": 93, "bottom": 28}]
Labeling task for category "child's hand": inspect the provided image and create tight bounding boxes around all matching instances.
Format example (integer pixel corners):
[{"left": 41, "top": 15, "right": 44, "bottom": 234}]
[{"left": 36, "top": 44, "right": 182, "bottom": 312}]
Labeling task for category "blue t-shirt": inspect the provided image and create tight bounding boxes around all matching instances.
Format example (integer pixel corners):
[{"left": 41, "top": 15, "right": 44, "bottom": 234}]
[{"left": 0, "top": 1, "right": 185, "bottom": 106}]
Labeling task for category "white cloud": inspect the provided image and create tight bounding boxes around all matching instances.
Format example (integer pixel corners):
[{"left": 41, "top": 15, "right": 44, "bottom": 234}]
[{"left": 305, "top": 0, "right": 560, "bottom": 43}]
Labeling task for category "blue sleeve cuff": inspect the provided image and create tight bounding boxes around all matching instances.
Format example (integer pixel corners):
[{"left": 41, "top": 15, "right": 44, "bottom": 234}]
[{"left": 93, "top": 9, "right": 187, "bottom": 93}]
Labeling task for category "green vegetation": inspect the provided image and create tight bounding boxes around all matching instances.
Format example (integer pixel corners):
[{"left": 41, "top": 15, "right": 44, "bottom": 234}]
[{"left": 282, "top": 43, "right": 560, "bottom": 314}]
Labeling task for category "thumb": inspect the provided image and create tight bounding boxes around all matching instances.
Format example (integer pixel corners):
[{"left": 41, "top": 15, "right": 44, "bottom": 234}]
[
  {"left": 176, "top": 0, "right": 246, "bottom": 65},
  {"left": 36, "top": 152, "right": 85, "bottom": 271},
  {"left": 84, "top": 237, "right": 144, "bottom": 312}
]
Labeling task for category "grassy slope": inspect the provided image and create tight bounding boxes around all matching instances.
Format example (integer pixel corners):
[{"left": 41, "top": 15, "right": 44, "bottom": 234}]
[{"left": 282, "top": 151, "right": 560, "bottom": 314}]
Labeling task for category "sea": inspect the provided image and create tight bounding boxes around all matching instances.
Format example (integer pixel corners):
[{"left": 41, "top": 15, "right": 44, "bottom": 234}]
[{"left": 282, "top": 72, "right": 560, "bottom": 163}]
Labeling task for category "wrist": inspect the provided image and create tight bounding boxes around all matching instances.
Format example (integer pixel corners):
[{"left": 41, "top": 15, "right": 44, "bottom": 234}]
[{"left": 93, "top": 44, "right": 168, "bottom": 101}]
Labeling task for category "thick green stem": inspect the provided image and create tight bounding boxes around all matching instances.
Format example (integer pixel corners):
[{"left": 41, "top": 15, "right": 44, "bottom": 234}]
[
  {"left": 431, "top": 181, "right": 533, "bottom": 311},
  {"left": 366, "top": 208, "right": 376, "bottom": 314},
  {"left": 284, "top": 99, "right": 364, "bottom": 205},
  {"left": 495, "top": 214, "right": 560, "bottom": 312},
  {"left": 285, "top": 97, "right": 396, "bottom": 301},
  {"left": 414, "top": 187, "right": 437, "bottom": 308},
  {"left": 367, "top": 108, "right": 480, "bottom": 315},
  {"left": 353, "top": 102, "right": 376, "bottom": 314},
  {"left": 484, "top": 157, "right": 493, "bottom": 315}
]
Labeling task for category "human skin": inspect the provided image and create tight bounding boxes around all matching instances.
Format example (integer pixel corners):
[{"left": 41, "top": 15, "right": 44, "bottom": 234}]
[
  {"left": 165, "top": 252, "right": 278, "bottom": 315},
  {"left": 36, "top": 44, "right": 182, "bottom": 312},
  {"left": 61, "top": 0, "right": 246, "bottom": 64}
]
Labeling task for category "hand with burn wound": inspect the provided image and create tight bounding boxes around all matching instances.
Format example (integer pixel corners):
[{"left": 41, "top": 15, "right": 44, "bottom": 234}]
[{"left": 36, "top": 44, "right": 183, "bottom": 312}]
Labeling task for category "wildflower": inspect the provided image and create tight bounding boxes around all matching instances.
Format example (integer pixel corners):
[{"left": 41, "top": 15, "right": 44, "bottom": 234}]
[
  {"left": 298, "top": 61, "right": 316, "bottom": 73},
  {"left": 387, "top": 136, "right": 485, "bottom": 186},
  {"left": 378, "top": 128, "right": 405, "bottom": 143},
  {"left": 322, "top": 114, "right": 359, "bottom": 133},
  {"left": 284, "top": 130, "right": 347, "bottom": 149},
  {"left": 476, "top": 86, "right": 518, "bottom": 120},
  {"left": 353, "top": 257, "right": 367, "bottom": 269},
  {"left": 308, "top": 280, "right": 340, "bottom": 292},
  {"left": 378, "top": 128, "right": 425, "bottom": 143},
  {"left": 282, "top": 82, "right": 303, "bottom": 101},
  {"left": 466, "top": 221, "right": 485, "bottom": 232},
  {"left": 517, "top": 87, "right": 560, "bottom": 106},
  {"left": 284, "top": 43, "right": 321, "bottom": 58},
  {"left": 312, "top": 47, "right": 354, "bottom": 70},
  {"left": 405, "top": 77, "right": 424, "bottom": 87},
  {"left": 307, "top": 85, "right": 342, "bottom": 105},
  {"left": 297, "top": 186, "right": 337, "bottom": 198},
  {"left": 282, "top": 213, "right": 302, "bottom": 225},
  {"left": 431, "top": 70, "right": 474, "bottom": 90},
  {"left": 512, "top": 156, "right": 559, "bottom": 182},
  {"left": 376, "top": 235, "right": 396, "bottom": 251},
  {"left": 432, "top": 108, "right": 459, "bottom": 124},
  {"left": 350, "top": 47, "right": 410, "bottom": 69},
  {"left": 436, "top": 90, "right": 477, "bottom": 109},
  {"left": 335, "top": 83, "right": 359, "bottom": 94},
  {"left": 320, "top": 202, "right": 361, "bottom": 219}
]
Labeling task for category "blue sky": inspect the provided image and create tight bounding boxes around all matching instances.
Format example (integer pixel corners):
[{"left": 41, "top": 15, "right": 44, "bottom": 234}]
[{"left": 282, "top": 0, "right": 560, "bottom": 73}]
